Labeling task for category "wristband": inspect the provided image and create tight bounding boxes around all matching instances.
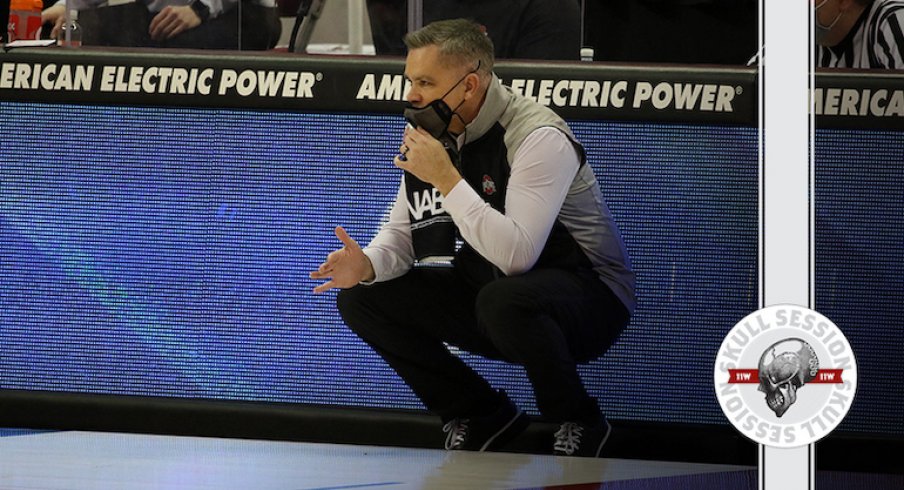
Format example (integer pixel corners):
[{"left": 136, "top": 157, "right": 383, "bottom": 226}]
[{"left": 189, "top": 0, "right": 210, "bottom": 22}]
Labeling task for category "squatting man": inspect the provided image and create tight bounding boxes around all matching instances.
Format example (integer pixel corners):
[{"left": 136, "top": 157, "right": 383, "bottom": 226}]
[{"left": 311, "top": 18, "right": 635, "bottom": 458}]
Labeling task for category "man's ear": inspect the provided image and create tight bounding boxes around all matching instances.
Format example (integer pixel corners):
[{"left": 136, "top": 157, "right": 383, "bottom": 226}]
[{"left": 463, "top": 72, "right": 480, "bottom": 100}]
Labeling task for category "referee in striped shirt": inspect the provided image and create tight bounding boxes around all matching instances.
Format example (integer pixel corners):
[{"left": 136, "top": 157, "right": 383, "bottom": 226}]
[{"left": 815, "top": 0, "right": 904, "bottom": 68}]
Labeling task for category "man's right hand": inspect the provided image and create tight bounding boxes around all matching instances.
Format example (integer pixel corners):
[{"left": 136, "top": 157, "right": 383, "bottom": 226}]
[
  {"left": 309, "top": 226, "right": 375, "bottom": 293},
  {"left": 43, "top": 4, "right": 66, "bottom": 40},
  {"left": 149, "top": 5, "right": 202, "bottom": 41}
]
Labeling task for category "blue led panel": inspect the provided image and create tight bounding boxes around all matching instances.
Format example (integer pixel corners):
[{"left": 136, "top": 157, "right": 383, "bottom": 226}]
[
  {"left": 2, "top": 101, "right": 758, "bottom": 429},
  {"left": 814, "top": 129, "right": 904, "bottom": 436}
]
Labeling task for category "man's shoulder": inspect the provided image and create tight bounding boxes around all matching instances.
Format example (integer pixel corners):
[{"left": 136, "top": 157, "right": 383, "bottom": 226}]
[
  {"left": 865, "top": 0, "right": 904, "bottom": 67},
  {"left": 497, "top": 83, "right": 568, "bottom": 132},
  {"left": 872, "top": 0, "right": 904, "bottom": 25},
  {"left": 489, "top": 83, "right": 580, "bottom": 161}
]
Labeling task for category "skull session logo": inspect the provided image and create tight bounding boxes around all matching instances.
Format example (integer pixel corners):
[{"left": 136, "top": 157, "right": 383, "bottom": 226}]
[
  {"left": 714, "top": 305, "right": 857, "bottom": 448},
  {"left": 757, "top": 338, "right": 821, "bottom": 418}
]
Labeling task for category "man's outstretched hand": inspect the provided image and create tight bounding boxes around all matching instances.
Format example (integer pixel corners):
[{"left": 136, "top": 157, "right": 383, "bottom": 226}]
[{"left": 310, "top": 226, "right": 375, "bottom": 293}]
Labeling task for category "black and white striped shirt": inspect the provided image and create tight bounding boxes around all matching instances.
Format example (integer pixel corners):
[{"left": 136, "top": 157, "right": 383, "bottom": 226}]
[{"left": 817, "top": 0, "right": 904, "bottom": 69}]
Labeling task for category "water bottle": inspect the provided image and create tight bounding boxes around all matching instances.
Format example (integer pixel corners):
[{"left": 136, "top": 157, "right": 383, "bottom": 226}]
[
  {"left": 57, "top": 9, "right": 82, "bottom": 47},
  {"left": 8, "top": 0, "right": 44, "bottom": 42}
]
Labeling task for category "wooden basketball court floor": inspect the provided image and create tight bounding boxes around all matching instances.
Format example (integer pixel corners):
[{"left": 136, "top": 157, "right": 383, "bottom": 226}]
[
  {"left": 0, "top": 428, "right": 758, "bottom": 489},
  {"left": 2, "top": 429, "right": 901, "bottom": 489}
]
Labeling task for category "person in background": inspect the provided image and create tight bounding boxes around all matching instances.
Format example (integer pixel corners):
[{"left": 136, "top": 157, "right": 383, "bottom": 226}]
[
  {"left": 310, "top": 19, "right": 634, "bottom": 457},
  {"left": 589, "top": 0, "right": 758, "bottom": 65},
  {"left": 366, "top": 0, "right": 582, "bottom": 60},
  {"left": 815, "top": 0, "right": 904, "bottom": 68},
  {"left": 42, "top": 0, "right": 280, "bottom": 49}
]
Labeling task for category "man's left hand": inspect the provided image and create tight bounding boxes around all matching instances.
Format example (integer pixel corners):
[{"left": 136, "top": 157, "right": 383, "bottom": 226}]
[
  {"left": 394, "top": 127, "right": 463, "bottom": 196},
  {"left": 149, "top": 6, "right": 202, "bottom": 41}
]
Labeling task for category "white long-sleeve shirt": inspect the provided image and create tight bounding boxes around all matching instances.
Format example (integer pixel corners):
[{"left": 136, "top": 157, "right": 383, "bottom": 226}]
[
  {"left": 362, "top": 75, "right": 635, "bottom": 313},
  {"left": 364, "top": 126, "right": 579, "bottom": 283}
]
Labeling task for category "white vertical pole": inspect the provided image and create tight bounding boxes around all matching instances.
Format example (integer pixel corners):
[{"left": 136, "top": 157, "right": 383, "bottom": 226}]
[
  {"left": 760, "top": 0, "right": 814, "bottom": 488},
  {"left": 348, "top": 0, "right": 364, "bottom": 54},
  {"left": 407, "top": 0, "right": 423, "bottom": 33}
]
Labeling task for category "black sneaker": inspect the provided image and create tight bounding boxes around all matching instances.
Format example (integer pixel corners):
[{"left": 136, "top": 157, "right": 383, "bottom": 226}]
[
  {"left": 553, "top": 417, "right": 612, "bottom": 457},
  {"left": 442, "top": 395, "right": 530, "bottom": 452}
]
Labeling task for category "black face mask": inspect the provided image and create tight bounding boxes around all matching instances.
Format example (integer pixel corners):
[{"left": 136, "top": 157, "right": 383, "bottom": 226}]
[{"left": 403, "top": 61, "right": 480, "bottom": 143}]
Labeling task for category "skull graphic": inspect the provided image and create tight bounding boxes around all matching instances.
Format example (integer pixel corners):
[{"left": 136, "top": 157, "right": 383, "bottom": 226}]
[{"left": 758, "top": 338, "right": 820, "bottom": 417}]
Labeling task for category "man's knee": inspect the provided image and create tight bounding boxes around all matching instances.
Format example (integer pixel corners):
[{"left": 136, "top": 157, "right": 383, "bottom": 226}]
[
  {"left": 336, "top": 286, "right": 371, "bottom": 332},
  {"left": 474, "top": 279, "right": 539, "bottom": 338}
]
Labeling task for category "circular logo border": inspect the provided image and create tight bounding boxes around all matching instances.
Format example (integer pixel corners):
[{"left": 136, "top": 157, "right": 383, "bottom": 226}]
[{"left": 714, "top": 304, "right": 858, "bottom": 448}]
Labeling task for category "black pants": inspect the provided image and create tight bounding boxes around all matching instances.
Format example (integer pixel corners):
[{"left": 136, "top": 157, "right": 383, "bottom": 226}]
[
  {"left": 77, "top": 1, "right": 281, "bottom": 50},
  {"left": 337, "top": 265, "right": 629, "bottom": 424}
]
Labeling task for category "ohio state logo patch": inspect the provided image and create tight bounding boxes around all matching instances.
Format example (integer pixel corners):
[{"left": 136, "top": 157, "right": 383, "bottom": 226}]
[
  {"left": 714, "top": 304, "right": 857, "bottom": 448},
  {"left": 482, "top": 175, "right": 496, "bottom": 195}
]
